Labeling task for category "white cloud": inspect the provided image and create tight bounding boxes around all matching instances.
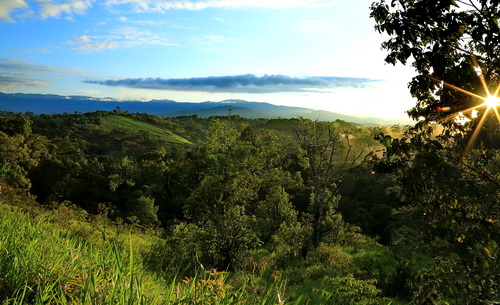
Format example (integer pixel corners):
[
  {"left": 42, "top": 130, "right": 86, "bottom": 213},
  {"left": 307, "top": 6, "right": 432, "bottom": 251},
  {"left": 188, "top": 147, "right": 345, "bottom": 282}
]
[
  {"left": 0, "top": 0, "right": 28, "bottom": 22},
  {"left": 114, "top": 26, "right": 177, "bottom": 47},
  {"left": 66, "top": 35, "right": 118, "bottom": 52},
  {"left": 116, "top": 15, "right": 165, "bottom": 26},
  {"left": 65, "top": 27, "right": 177, "bottom": 52},
  {"left": 38, "top": 0, "right": 93, "bottom": 19},
  {"left": 104, "top": 0, "right": 331, "bottom": 12},
  {"left": 0, "top": 0, "right": 94, "bottom": 21}
]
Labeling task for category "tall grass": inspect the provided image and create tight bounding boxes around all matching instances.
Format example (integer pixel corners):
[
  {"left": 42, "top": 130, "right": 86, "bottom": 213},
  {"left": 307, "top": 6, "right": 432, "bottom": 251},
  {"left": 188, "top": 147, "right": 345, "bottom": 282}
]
[
  {"left": 0, "top": 204, "right": 302, "bottom": 304},
  {"left": 0, "top": 201, "right": 399, "bottom": 304},
  {"left": 0, "top": 204, "right": 165, "bottom": 304}
]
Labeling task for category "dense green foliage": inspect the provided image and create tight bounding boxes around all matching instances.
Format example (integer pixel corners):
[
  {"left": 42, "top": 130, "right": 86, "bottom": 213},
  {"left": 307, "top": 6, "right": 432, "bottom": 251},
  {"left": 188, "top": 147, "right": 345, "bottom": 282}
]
[
  {"left": 371, "top": 0, "right": 500, "bottom": 303},
  {"left": 3, "top": 98, "right": 497, "bottom": 304},
  {"left": 0, "top": 110, "right": 413, "bottom": 304},
  {"left": 0, "top": 198, "right": 397, "bottom": 304}
]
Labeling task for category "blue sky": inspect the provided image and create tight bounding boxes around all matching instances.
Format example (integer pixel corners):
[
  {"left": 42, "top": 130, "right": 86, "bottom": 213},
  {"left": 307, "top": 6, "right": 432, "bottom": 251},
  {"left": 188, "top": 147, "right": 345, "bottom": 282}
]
[{"left": 0, "top": 0, "right": 416, "bottom": 119}]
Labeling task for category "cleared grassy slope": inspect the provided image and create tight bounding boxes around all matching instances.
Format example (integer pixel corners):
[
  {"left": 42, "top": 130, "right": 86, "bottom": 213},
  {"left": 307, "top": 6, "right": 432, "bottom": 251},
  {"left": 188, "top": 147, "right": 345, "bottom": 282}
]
[{"left": 101, "top": 115, "right": 191, "bottom": 144}]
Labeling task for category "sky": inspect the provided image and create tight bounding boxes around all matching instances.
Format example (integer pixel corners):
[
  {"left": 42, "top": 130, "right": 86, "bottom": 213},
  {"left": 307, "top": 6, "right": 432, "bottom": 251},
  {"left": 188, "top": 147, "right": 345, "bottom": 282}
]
[{"left": 0, "top": 0, "right": 417, "bottom": 119}]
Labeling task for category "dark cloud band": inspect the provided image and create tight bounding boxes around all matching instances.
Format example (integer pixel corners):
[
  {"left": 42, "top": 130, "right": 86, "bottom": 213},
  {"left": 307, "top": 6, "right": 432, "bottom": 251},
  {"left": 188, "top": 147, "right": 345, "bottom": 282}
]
[{"left": 85, "top": 74, "right": 375, "bottom": 93}]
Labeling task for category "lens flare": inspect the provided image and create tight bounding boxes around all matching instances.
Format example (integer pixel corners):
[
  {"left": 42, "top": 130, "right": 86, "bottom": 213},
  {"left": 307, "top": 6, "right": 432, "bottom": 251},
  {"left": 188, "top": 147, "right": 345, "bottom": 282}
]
[
  {"left": 427, "top": 55, "right": 500, "bottom": 152},
  {"left": 484, "top": 95, "right": 500, "bottom": 108}
]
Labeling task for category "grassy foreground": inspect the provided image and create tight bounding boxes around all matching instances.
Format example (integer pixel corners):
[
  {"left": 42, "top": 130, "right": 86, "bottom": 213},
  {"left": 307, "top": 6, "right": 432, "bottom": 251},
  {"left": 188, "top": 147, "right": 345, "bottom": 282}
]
[
  {"left": 0, "top": 188, "right": 398, "bottom": 304},
  {"left": 0, "top": 203, "right": 165, "bottom": 304},
  {"left": 0, "top": 202, "right": 300, "bottom": 304}
]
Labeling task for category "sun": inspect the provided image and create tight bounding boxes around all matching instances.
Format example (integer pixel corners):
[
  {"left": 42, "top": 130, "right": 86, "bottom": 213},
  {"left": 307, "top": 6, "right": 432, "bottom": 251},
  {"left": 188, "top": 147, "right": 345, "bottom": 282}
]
[
  {"left": 427, "top": 55, "right": 500, "bottom": 152},
  {"left": 484, "top": 95, "right": 500, "bottom": 109}
]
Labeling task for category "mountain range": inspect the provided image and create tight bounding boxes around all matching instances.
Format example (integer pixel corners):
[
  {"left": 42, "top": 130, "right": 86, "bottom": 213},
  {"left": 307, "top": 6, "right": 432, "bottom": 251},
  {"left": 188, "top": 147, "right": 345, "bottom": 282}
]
[{"left": 0, "top": 92, "right": 413, "bottom": 125}]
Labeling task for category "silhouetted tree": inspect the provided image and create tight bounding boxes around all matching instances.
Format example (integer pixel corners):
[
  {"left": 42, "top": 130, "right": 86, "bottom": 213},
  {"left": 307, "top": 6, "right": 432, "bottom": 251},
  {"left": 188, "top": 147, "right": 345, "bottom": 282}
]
[{"left": 371, "top": 1, "right": 500, "bottom": 303}]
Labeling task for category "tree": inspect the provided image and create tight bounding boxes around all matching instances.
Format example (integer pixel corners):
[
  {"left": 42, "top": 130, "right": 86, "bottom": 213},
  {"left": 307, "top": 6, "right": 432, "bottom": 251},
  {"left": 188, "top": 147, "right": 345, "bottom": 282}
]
[
  {"left": 126, "top": 192, "right": 160, "bottom": 226},
  {"left": 371, "top": 1, "right": 500, "bottom": 303},
  {"left": 0, "top": 114, "right": 32, "bottom": 137},
  {"left": 29, "top": 138, "right": 88, "bottom": 205},
  {"left": 371, "top": 0, "right": 500, "bottom": 140},
  {"left": 338, "top": 167, "right": 403, "bottom": 244},
  {"left": 0, "top": 131, "right": 49, "bottom": 189},
  {"left": 291, "top": 119, "right": 367, "bottom": 248},
  {"left": 181, "top": 119, "right": 303, "bottom": 270}
]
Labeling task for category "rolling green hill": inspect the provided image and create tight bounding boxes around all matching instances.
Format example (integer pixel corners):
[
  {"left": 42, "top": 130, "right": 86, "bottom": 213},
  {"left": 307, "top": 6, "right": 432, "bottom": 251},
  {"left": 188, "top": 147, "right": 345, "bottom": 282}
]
[{"left": 100, "top": 115, "right": 191, "bottom": 144}]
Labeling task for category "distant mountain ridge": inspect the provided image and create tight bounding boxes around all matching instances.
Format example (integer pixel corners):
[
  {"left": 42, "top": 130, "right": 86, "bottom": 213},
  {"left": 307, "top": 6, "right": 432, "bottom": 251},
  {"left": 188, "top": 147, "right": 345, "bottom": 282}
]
[{"left": 0, "top": 92, "right": 413, "bottom": 125}]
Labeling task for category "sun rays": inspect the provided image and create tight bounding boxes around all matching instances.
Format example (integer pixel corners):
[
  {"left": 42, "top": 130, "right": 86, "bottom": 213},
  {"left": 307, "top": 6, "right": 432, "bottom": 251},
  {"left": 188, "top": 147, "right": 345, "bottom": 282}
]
[{"left": 427, "top": 56, "right": 500, "bottom": 151}]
